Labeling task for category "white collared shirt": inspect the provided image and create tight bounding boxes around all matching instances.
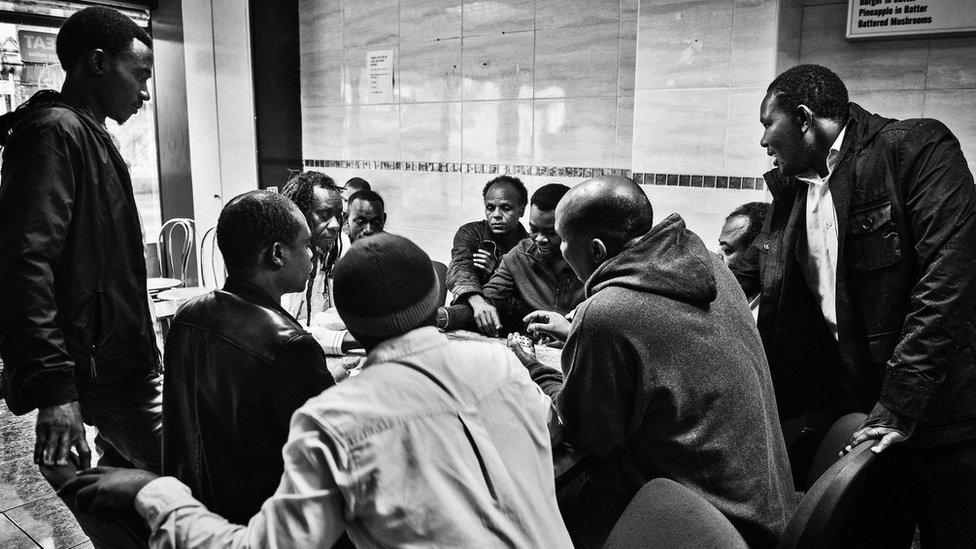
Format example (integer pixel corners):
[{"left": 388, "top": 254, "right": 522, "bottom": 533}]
[{"left": 795, "top": 126, "right": 847, "bottom": 340}]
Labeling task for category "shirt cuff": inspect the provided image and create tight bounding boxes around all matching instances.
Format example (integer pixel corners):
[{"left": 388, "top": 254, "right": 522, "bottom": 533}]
[
  {"left": 135, "top": 477, "right": 200, "bottom": 531},
  {"left": 308, "top": 327, "right": 349, "bottom": 356}
]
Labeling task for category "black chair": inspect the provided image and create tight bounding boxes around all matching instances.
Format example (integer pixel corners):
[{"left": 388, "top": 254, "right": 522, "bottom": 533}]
[
  {"left": 804, "top": 412, "right": 867, "bottom": 490},
  {"left": 778, "top": 438, "right": 914, "bottom": 549},
  {"left": 604, "top": 478, "right": 748, "bottom": 549},
  {"left": 431, "top": 260, "right": 448, "bottom": 305}
]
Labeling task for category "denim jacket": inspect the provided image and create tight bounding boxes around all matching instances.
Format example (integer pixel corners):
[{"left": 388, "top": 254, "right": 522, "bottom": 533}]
[{"left": 136, "top": 327, "right": 572, "bottom": 548}]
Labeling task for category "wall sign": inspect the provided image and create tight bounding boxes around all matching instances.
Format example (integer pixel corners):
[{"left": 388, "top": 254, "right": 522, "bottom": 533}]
[
  {"left": 17, "top": 30, "right": 59, "bottom": 64},
  {"left": 366, "top": 50, "right": 394, "bottom": 104},
  {"left": 847, "top": 0, "right": 976, "bottom": 40}
]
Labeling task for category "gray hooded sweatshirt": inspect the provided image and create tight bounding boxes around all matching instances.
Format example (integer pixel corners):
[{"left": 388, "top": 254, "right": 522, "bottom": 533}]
[{"left": 534, "top": 213, "right": 795, "bottom": 548}]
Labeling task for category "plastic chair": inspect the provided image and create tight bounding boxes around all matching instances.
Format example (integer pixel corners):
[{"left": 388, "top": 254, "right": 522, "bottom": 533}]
[
  {"left": 199, "top": 225, "right": 226, "bottom": 289},
  {"left": 604, "top": 478, "right": 748, "bottom": 549},
  {"left": 777, "top": 438, "right": 912, "bottom": 549},
  {"left": 804, "top": 413, "right": 867, "bottom": 490},
  {"left": 157, "top": 218, "right": 195, "bottom": 283},
  {"left": 431, "top": 260, "right": 448, "bottom": 305}
]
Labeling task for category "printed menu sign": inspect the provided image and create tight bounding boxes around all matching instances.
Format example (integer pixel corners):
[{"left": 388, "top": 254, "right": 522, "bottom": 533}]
[
  {"left": 847, "top": 0, "right": 976, "bottom": 39},
  {"left": 366, "top": 50, "right": 394, "bottom": 104}
]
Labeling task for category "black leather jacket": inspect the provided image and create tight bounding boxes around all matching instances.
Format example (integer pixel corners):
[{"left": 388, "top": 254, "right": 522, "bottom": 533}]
[
  {"left": 162, "top": 277, "right": 335, "bottom": 523},
  {"left": 0, "top": 92, "right": 158, "bottom": 414},
  {"left": 740, "top": 103, "right": 976, "bottom": 447}
]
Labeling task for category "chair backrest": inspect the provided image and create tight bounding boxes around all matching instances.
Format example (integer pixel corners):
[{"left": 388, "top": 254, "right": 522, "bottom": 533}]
[
  {"left": 604, "top": 478, "right": 748, "bottom": 549},
  {"left": 778, "top": 441, "right": 884, "bottom": 549},
  {"left": 431, "top": 260, "right": 448, "bottom": 306},
  {"left": 157, "top": 218, "right": 195, "bottom": 282},
  {"left": 804, "top": 413, "right": 868, "bottom": 490},
  {"left": 199, "top": 225, "right": 226, "bottom": 289}
]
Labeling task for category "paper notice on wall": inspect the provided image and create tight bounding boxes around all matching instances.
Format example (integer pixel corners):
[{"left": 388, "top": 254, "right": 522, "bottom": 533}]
[
  {"left": 847, "top": 0, "right": 976, "bottom": 40},
  {"left": 366, "top": 50, "right": 394, "bottom": 104}
]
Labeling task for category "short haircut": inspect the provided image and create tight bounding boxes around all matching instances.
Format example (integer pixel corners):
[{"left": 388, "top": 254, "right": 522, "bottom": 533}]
[
  {"left": 482, "top": 175, "right": 528, "bottom": 207},
  {"left": 345, "top": 177, "right": 371, "bottom": 193},
  {"left": 562, "top": 180, "right": 655, "bottom": 257},
  {"left": 531, "top": 183, "right": 571, "bottom": 212},
  {"left": 57, "top": 6, "right": 152, "bottom": 71},
  {"left": 767, "top": 64, "right": 849, "bottom": 122},
  {"left": 348, "top": 189, "right": 385, "bottom": 213},
  {"left": 216, "top": 190, "right": 305, "bottom": 275},
  {"left": 726, "top": 202, "right": 770, "bottom": 248}
]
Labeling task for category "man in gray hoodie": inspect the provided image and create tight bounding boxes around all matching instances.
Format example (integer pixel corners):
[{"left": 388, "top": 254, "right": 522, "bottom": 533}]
[{"left": 511, "top": 176, "right": 795, "bottom": 548}]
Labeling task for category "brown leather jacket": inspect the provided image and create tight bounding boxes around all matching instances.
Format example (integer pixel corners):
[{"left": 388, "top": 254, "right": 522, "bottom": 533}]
[
  {"left": 739, "top": 102, "right": 976, "bottom": 447},
  {"left": 162, "top": 277, "right": 335, "bottom": 523}
]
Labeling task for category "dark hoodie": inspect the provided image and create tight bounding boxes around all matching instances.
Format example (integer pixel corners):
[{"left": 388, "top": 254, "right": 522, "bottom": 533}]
[{"left": 537, "top": 213, "right": 795, "bottom": 548}]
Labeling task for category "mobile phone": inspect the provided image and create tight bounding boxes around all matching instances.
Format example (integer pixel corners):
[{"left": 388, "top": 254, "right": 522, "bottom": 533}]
[{"left": 480, "top": 240, "right": 498, "bottom": 258}]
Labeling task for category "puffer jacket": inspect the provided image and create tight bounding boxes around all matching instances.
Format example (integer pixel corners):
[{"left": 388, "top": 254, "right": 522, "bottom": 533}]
[
  {"left": 0, "top": 91, "right": 158, "bottom": 414},
  {"left": 750, "top": 102, "right": 976, "bottom": 447}
]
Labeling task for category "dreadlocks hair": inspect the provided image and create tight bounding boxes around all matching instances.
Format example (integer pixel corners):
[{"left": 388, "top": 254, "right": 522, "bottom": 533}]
[{"left": 281, "top": 170, "right": 344, "bottom": 325}]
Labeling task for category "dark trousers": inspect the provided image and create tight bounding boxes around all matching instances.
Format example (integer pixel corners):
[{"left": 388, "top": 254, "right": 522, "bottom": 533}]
[
  {"left": 908, "top": 438, "right": 976, "bottom": 549},
  {"left": 78, "top": 373, "right": 163, "bottom": 473}
]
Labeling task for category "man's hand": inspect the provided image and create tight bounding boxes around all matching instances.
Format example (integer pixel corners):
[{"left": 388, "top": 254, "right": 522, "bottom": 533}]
[
  {"left": 842, "top": 401, "right": 917, "bottom": 455},
  {"left": 468, "top": 294, "right": 501, "bottom": 337},
  {"left": 35, "top": 401, "right": 90, "bottom": 469},
  {"left": 59, "top": 467, "right": 160, "bottom": 518},
  {"left": 523, "top": 310, "right": 571, "bottom": 342},
  {"left": 507, "top": 333, "right": 538, "bottom": 366},
  {"left": 472, "top": 249, "right": 498, "bottom": 274}
]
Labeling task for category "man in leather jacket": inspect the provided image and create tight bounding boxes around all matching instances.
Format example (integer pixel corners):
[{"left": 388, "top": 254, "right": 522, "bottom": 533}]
[
  {"left": 0, "top": 7, "right": 162, "bottom": 473},
  {"left": 739, "top": 64, "right": 976, "bottom": 547},
  {"left": 161, "top": 190, "right": 336, "bottom": 524}
]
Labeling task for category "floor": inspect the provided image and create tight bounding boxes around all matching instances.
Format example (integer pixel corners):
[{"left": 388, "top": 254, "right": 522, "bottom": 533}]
[{"left": 1, "top": 401, "right": 94, "bottom": 548}]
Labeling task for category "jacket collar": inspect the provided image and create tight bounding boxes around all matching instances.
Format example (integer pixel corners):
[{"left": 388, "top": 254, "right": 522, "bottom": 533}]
[{"left": 362, "top": 326, "right": 447, "bottom": 368}]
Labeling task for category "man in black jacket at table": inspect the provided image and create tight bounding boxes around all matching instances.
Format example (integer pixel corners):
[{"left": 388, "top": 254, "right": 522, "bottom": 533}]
[
  {"left": 162, "top": 190, "right": 336, "bottom": 524},
  {"left": 0, "top": 7, "right": 162, "bottom": 473}
]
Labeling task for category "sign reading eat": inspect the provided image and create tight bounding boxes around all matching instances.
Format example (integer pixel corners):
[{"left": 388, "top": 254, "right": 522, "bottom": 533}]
[{"left": 17, "top": 30, "right": 59, "bottom": 64}]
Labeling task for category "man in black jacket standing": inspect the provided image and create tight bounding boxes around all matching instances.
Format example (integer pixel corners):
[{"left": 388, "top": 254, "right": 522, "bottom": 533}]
[
  {"left": 0, "top": 7, "right": 161, "bottom": 473},
  {"left": 742, "top": 64, "right": 976, "bottom": 547}
]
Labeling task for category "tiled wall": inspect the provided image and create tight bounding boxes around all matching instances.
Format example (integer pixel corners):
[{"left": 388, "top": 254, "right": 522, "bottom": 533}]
[
  {"left": 300, "top": 0, "right": 642, "bottom": 263},
  {"left": 800, "top": 0, "right": 976, "bottom": 177},
  {"left": 630, "top": 0, "right": 791, "bottom": 248}
]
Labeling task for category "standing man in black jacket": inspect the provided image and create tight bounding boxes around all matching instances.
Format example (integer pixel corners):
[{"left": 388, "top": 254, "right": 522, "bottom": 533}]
[
  {"left": 742, "top": 64, "right": 976, "bottom": 547},
  {"left": 0, "top": 7, "right": 161, "bottom": 473}
]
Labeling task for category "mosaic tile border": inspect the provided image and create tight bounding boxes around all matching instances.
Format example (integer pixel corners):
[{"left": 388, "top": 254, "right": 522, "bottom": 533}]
[{"left": 303, "top": 159, "right": 765, "bottom": 191}]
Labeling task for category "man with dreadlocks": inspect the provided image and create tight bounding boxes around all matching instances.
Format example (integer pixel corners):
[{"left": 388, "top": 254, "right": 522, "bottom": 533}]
[{"left": 280, "top": 171, "right": 361, "bottom": 361}]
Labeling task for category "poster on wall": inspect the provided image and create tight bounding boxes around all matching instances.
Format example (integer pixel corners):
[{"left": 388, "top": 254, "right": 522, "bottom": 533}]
[
  {"left": 366, "top": 50, "right": 394, "bottom": 104},
  {"left": 847, "top": 0, "right": 976, "bottom": 39}
]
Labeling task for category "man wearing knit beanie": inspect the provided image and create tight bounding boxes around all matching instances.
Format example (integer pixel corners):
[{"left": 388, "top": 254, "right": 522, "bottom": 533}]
[{"left": 62, "top": 233, "right": 573, "bottom": 548}]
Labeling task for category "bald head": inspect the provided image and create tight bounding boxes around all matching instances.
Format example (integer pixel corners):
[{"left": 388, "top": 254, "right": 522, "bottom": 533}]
[
  {"left": 557, "top": 176, "right": 653, "bottom": 253},
  {"left": 555, "top": 176, "right": 655, "bottom": 281}
]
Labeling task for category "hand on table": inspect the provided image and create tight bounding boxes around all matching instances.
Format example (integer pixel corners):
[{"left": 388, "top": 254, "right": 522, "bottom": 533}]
[
  {"left": 506, "top": 333, "right": 538, "bottom": 367},
  {"left": 523, "top": 310, "right": 571, "bottom": 342},
  {"left": 468, "top": 294, "right": 501, "bottom": 337},
  {"left": 59, "top": 466, "right": 160, "bottom": 518},
  {"left": 35, "top": 401, "right": 90, "bottom": 469},
  {"left": 472, "top": 249, "right": 498, "bottom": 274},
  {"left": 842, "top": 401, "right": 916, "bottom": 456}
]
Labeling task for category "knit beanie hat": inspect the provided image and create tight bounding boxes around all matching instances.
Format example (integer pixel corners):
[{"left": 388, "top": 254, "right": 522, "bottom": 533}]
[{"left": 333, "top": 233, "right": 439, "bottom": 341}]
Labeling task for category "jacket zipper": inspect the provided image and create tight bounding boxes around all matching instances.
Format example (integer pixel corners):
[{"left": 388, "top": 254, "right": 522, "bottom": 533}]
[{"left": 90, "top": 346, "right": 98, "bottom": 379}]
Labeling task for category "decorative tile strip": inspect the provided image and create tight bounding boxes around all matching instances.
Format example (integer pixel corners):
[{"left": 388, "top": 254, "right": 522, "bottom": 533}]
[{"left": 303, "top": 159, "right": 765, "bottom": 191}]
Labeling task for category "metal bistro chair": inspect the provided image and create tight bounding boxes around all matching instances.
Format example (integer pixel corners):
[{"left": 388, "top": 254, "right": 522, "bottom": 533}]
[
  {"left": 157, "top": 218, "right": 195, "bottom": 283},
  {"left": 199, "top": 225, "right": 226, "bottom": 289}
]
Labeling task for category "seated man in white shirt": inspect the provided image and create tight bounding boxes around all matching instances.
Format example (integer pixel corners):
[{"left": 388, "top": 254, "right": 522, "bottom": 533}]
[
  {"left": 279, "top": 171, "right": 360, "bottom": 362},
  {"left": 60, "top": 233, "right": 573, "bottom": 548}
]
